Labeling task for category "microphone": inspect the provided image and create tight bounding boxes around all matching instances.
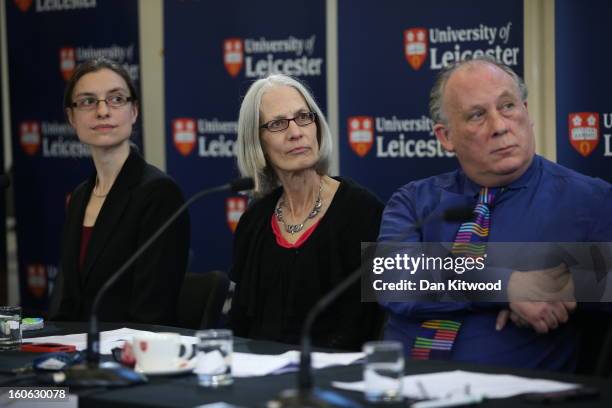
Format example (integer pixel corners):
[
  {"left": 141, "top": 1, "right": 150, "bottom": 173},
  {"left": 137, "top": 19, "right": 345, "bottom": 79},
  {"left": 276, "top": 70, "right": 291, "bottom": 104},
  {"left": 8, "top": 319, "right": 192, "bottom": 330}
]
[
  {"left": 87, "top": 176, "right": 254, "bottom": 364},
  {"left": 274, "top": 206, "right": 473, "bottom": 407}
]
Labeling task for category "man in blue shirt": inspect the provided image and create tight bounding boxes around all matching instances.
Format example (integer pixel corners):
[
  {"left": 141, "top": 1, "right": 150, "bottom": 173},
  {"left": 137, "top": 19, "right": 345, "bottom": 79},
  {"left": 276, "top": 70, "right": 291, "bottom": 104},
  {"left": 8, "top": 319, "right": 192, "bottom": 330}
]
[{"left": 378, "top": 57, "right": 612, "bottom": 371}]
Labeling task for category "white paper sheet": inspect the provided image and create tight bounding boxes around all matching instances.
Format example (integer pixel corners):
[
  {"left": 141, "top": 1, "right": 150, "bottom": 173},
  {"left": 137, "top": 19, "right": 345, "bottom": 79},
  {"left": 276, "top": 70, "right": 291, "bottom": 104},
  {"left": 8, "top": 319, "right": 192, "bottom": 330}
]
[
  {"left": 333, "top": 370, "right": 579, "bottom": 399},
  {"left": 232, "top": 350, "right": 363, "bottom": 377}
]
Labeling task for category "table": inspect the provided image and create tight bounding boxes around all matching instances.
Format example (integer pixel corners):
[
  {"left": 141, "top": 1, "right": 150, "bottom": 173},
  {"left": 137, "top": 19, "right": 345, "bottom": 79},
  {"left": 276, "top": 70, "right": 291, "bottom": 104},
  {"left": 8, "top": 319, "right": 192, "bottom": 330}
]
[{"left": 1, "top": 322, "right": 610, "bottom": 407}]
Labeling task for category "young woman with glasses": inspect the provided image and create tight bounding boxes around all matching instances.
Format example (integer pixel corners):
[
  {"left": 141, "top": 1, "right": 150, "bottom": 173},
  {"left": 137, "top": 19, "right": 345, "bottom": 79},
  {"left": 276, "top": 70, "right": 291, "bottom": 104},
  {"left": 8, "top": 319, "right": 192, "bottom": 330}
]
[
  {"left": 230, "top": 74, "right": 384, "bottom": 350},
  {"left": 50, "top": 58, "right": 189, "bottom": 325}
]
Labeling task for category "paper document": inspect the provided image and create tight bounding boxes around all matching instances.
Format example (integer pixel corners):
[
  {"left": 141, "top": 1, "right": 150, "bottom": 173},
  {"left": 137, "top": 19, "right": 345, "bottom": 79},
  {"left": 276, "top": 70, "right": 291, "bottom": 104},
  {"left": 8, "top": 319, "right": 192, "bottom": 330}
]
[
  {"left": 232, "top": 351, "right": 363, "bottom": 377},
  {"left": 333, "top": 370, "right": 579, "bottom": 399}
]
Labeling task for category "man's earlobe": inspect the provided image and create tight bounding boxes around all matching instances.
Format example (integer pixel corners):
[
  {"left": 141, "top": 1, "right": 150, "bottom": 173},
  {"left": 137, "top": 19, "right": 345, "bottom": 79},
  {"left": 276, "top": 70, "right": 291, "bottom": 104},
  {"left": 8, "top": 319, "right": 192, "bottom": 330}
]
[{"left": 433, "top": 124, "right": 454, "bottom": 152}]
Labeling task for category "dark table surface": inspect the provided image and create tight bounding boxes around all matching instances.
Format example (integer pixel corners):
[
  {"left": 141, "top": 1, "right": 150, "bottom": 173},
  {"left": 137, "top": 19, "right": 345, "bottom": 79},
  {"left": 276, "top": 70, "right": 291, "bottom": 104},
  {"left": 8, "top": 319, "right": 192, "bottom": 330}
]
[{"left": 0, "top": 322, "right": 610, "bottom": 407}]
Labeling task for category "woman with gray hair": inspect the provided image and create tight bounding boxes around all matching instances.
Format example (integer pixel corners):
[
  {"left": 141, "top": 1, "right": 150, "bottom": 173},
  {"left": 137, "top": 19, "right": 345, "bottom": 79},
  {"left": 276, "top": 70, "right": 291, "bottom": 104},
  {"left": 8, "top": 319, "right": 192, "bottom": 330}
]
[{"left": 230, "top": 74, "right": 383, "bottom": 350}]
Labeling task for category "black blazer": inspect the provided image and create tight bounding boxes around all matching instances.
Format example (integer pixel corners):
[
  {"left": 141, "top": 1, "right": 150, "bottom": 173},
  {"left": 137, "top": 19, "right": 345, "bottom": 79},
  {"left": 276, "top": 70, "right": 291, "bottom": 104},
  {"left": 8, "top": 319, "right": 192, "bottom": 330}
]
[{"left": 50, "top": 148, "right": 190, "bottom": 325}]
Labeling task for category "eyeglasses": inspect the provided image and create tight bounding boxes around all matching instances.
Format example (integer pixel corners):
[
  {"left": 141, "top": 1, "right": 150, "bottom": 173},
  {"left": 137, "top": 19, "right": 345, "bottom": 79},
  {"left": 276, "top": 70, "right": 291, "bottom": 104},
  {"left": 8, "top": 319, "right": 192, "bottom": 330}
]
[
  {"left": 260, "top": 112, "right": 316, "bottom": 132},
  {"left": 71, "top": 94, "right": 134, "bottom": 111}
]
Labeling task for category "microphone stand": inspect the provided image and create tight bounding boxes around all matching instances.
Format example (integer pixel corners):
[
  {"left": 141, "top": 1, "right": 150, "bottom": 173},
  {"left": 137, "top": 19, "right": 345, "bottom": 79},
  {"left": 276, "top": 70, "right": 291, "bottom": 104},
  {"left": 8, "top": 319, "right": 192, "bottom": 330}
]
[
  {"left": 274, "top": 206, "right": 474, "bottom": 407},
  {"left": 275, "top": 267, "right": 366, "bottom": 408},
  {"left": 52, "top": 178, "right": 254, "bottom": 387}
]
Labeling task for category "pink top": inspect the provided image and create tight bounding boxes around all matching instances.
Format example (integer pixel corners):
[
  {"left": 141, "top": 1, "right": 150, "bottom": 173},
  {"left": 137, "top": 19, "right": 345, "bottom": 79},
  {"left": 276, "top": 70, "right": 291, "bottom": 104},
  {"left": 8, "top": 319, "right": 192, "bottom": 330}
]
[{"left": 270, "top": 213, "right": 320, "bottom": 248}]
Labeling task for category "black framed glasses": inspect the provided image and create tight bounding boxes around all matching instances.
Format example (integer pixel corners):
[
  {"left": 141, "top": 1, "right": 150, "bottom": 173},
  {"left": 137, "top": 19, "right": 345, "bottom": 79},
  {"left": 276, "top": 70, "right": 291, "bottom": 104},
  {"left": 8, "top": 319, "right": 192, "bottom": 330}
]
[
  {"left": 71, "top": 94, "right": 134, "bottom": 111},
  {"left": 260, "top": 111, "right": 317, "bottom": 132}
]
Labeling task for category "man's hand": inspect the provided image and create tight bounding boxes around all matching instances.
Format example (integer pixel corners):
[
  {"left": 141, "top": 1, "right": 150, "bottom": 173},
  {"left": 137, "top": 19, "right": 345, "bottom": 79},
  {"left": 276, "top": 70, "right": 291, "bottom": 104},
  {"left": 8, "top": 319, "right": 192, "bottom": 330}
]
[
  {"left": 496, "top": 263, "right": 576, "bottom": 332},
  {"left": 496, "top": 301, "right": 577, "bottom": 333},
  {"left": 507, "top": 263, "right": 574, "bottom": 302}
]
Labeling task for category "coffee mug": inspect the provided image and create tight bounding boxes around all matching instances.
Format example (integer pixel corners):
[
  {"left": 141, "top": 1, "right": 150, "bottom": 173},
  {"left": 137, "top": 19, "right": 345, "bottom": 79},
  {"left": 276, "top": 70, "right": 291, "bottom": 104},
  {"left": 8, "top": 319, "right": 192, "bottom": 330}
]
[{"left": 132, "top": 332, "right": 192, "bottom": 372}]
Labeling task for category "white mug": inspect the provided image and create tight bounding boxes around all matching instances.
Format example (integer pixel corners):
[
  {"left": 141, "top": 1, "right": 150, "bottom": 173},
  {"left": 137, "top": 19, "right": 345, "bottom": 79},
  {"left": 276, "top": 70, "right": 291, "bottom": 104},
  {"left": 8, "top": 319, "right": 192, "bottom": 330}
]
[{"left": 132, "top": 332, "right": 191, "bottom": 372}]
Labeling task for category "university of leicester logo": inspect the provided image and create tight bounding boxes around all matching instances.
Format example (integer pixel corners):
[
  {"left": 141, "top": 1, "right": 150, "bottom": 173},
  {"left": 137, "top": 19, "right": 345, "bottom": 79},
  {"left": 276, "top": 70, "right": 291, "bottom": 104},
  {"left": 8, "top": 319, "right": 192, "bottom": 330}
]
[
  {"left": 172, "top": 118, "right": 197, "bottom": 156},
  {"left": 19, "top": 121, "right": 41, "bottom": 156},
  {"left": 223, "top": 38, "right": 243, "bottom": 78},
  {"left": 347, "top": 116, "right": 374, "bottom": 157},
  {"left": 568, "top": 112, "right": 599, "bottom": 157},
  {"left": 226, "top": 196, "right": 247, "bottom": 233},
  {"left": 60, "top": 47, "right": 76, "bottom": 81},
  {"left": 404, "top": 28, "right": 428, "bottom": 70},
  {"left": 14, "top": 0, "right": 33, "bottom": 12},
  {"left": 27, "top": 264, "right": 47, "bottom": 298}
]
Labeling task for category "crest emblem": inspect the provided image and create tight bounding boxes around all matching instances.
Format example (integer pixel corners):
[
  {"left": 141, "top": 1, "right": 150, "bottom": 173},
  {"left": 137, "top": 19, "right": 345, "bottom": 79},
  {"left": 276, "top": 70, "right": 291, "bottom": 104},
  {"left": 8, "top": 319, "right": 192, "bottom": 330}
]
[
  {"left": 172, "top": 118, "right": 197, "bottom": 156},
  {"left": 404, "top": 28, "right": 428, "bottom": 70},
  {"left": 347, "top": 116, "right": 374, "bottom": 157},
  {"left": 14, "top": 0, "right": 33, "bottom": 12},
  {"left": 60, "top": 47, "right": 76, "bottom": 81},
  {"left": 223, "top": 38, "right": 243, "bottom": 77},
  {"left": 19, "top": 121, "right": 41, "bottom": 156},
  {"left": 226, "top": 196, "right": 247, "bottom": 233},
  {"left": 27, "top": 264, "right": 47, "bottom": 298},
  {"left": 568, "top": 112, "right": 599, "bottom": 157}
]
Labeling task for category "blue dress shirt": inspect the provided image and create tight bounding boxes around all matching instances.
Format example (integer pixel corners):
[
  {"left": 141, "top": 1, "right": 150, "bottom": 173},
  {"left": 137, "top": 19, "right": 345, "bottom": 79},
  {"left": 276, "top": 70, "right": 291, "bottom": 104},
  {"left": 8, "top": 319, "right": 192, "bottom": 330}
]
[{"left": 378, "top": 155, "right": 612, "bottom": 371}]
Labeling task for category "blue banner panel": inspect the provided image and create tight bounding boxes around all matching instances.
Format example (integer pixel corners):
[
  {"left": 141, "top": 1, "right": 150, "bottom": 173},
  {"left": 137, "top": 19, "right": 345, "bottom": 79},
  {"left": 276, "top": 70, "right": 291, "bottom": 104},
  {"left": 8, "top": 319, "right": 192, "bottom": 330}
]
[
  {"left": 338, "top": 0, "right": 524, "bottom": 201},
  {"left": 6, "top": 0, "right": 141, "bottom": 314},
  {"left": 555, "top": 0, "right": 612, "bottom": 182},
  {"left": 164, "top": 0, "right": 327, "bottom": 274}
]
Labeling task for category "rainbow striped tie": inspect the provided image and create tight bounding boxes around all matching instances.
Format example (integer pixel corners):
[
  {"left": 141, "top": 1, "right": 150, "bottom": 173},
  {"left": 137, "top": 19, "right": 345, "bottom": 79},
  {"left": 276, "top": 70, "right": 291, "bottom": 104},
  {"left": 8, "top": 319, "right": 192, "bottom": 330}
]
[
  {"left": 410, "top": 320, "right": 461, "bottom": 360},
  {"left": 410, "top": 187, "right": 501, "bottom": 360},
  {"left": 451, "top": 187, "right": 501, "bottom": 257}
]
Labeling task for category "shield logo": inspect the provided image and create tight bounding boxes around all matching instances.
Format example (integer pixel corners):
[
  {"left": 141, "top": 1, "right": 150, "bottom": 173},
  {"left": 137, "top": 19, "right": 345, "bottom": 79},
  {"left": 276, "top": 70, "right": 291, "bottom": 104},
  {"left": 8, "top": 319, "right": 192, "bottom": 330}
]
[
  {"left": 226, "top": 196, "right": 247, "bottom": 233},
  {"left": 568, "top": 112, "right": 599, "bottom": 157},
  {"left": 404, "top": 28, "right": 428, "bottom": 70},
  {"left": 223, "top": 38, "right": 243, "bottom": 78},
  {"left": 14, "top": 0, "right": 33, "bottom": 12},
  {"left": 19, "top": 121, "right": 41, "bottom": 156},
  {"left": 59, "top": 47, "right": 76, "bottom": 81},
  {"left": 27, "top": 264, "right": 47, "bottom": 298},
  {"left": 172, "top": 118, "right": 197, "bottom": 156},
  {"left": 347, "top": 116, "right": 374, "bottom": 157}
]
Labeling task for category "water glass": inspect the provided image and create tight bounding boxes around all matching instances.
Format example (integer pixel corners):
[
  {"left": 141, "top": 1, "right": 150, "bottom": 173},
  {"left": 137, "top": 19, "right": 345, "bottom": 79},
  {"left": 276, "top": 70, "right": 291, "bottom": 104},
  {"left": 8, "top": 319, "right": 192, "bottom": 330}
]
[
  {"left": 363, "top": 341, "right": 404, "bottom": 402},
  {"left": 0, "top": 306, "right": 22, "bottom": 351},
  {"left": 195, "top": 329, "right": 233, "bottom": 387}
]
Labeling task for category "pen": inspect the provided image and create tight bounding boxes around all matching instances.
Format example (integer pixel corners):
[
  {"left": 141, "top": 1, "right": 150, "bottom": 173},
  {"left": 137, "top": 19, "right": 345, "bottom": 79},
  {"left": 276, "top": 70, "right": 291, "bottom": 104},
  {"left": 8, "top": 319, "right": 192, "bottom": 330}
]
[{"left": 417, "top": 380, "right": 430, "bottom": 399}]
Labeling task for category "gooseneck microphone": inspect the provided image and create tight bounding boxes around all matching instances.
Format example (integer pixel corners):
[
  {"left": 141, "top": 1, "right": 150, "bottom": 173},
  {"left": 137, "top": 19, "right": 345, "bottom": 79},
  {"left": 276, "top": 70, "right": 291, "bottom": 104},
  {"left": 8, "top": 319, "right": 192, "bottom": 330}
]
[
  {"left": 275, "top": 205, "right": 473, "bottom": 407},
  {"left": 86, "top": 177, "right": 254, "bottom": 366}
]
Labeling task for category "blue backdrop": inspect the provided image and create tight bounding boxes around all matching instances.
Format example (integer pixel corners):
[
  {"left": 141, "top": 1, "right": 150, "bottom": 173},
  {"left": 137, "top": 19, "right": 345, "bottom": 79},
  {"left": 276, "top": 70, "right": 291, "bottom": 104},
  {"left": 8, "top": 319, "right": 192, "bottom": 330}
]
[
  {"left": 555, "top": 0, "right": 612, "bottom": 183},
  {"left": 5, "top": 0, "right": 141, "bottom": 313},
  {"left": 164, "top": 0, "right": 327, "bottom": 274},
  {"left": 338, "top": 0, "right": 524, "bottom": 201}
]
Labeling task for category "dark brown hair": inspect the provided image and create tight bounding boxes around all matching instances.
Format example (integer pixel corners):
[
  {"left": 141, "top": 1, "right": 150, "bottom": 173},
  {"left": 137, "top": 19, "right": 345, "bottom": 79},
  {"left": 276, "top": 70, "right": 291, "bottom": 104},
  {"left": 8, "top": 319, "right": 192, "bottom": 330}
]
[{"left": 63, "top": 57, "right": 138, "bottom": 109}]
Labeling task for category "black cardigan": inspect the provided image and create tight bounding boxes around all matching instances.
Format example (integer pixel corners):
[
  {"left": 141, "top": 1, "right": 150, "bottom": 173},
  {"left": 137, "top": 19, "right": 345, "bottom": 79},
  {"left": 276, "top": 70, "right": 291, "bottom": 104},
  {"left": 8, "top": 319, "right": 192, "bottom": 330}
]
[
  {"left": 50, "top": 148, "right": 190, "bottom": 325},
  {"left": 230, "top": 177, "right": 384, "bottom": 350}
]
